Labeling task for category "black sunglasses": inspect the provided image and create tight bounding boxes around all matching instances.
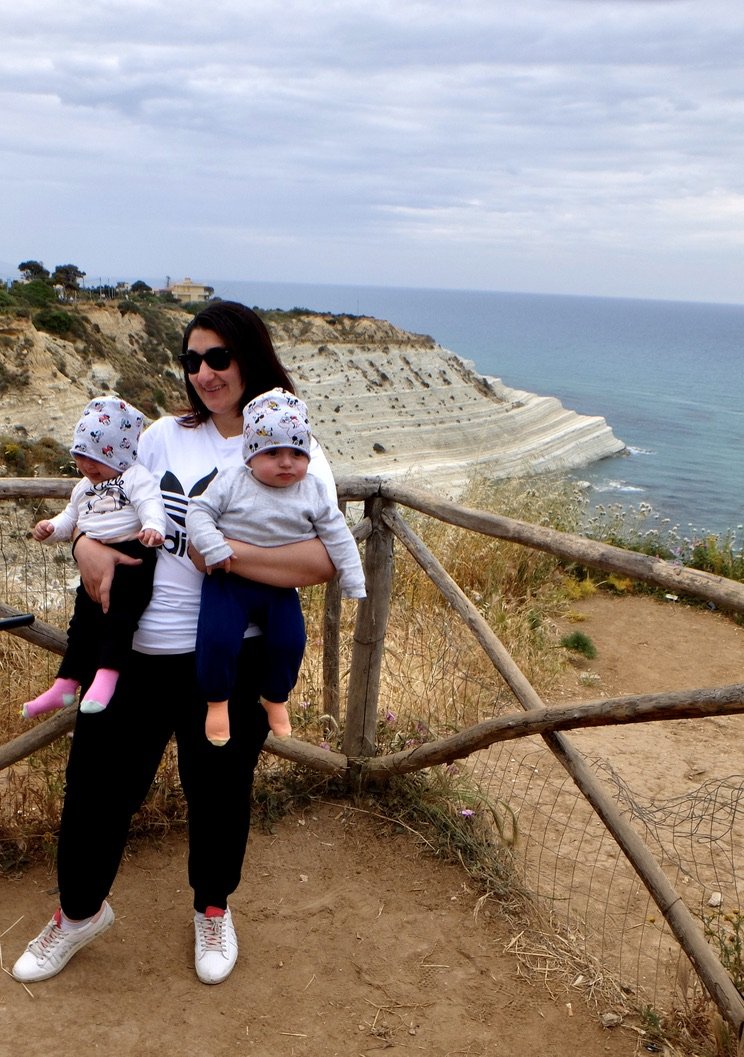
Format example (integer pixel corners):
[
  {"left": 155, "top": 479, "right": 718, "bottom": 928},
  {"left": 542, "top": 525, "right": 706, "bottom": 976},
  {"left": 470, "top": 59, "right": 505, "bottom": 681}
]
[{"left": 178, "top": 347, "right": 234, "bottom": 374}]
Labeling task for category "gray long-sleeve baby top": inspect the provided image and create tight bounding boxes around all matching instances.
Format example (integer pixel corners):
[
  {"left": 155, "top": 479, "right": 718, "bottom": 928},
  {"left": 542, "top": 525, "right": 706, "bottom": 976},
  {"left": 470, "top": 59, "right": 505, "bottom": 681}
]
[{"left": 185, "top": 465, "right": 366, "bottom": 599}]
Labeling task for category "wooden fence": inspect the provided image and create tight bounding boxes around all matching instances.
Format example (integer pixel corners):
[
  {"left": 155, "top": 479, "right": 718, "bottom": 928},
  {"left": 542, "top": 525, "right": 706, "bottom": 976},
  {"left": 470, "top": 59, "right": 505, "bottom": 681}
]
[{"left": 1, "top": 474, "right": 744, "bottom": 1044}]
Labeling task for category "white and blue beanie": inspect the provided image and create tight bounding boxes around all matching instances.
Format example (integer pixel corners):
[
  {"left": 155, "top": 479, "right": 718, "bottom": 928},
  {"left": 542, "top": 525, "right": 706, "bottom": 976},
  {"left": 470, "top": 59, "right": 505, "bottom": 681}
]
[
  {"left": 242, "top": 388, "right": 312, "bottom": 464},
  {"left": 70, "top": 397, "right": 144, "bottom": 472}
]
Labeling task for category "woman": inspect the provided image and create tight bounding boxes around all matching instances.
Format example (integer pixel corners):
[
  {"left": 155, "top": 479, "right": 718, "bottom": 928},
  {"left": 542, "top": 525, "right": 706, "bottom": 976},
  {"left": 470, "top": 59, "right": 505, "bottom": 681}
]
[{"left": 12, "top": 302, "right": 336, "bottom": 986}]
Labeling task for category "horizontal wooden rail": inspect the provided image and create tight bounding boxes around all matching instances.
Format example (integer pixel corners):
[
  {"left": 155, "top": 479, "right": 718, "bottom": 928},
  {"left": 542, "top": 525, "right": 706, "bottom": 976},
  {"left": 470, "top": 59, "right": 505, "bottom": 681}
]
[
  {"left": 0, "top": 602, "right": 67, "bottom": 655},
  {"left": 263, "top": 733, "right": 346, "bottom": 774},
  {"left": 365, "top": 684, "right": 744, "bottom": 775},
  {"left": 0, "top": 478, "right": 76, "bottom": 499},
  {"left": 380, "top": 480, "right": 744, "bottom": 615},
  {"left": 6, "top": 475, "right": 743, "bottom": 613},
  {"left": 0, "top": 708, "right": 349, "bottom": 774},
  {"left": 0, "top": 601, "right": 348, "bottom": 774},
  {"left": 335, "top": 475, "right": 382, "bottom": 501},
  {"left": 0, "top": 705, "right": 77, "bottom": 769}
]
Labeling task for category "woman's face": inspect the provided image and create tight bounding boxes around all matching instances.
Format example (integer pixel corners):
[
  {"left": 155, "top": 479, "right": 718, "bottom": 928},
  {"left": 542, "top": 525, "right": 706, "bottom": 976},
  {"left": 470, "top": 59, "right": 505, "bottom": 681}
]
[{"left": 185, "top": 327, "right": 245, "bottom": 422}]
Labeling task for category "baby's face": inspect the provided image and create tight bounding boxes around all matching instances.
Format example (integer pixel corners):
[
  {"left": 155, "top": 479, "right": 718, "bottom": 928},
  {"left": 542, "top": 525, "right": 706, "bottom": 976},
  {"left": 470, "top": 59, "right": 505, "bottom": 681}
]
[
  {"left": 73, "top": 454, "right": 121, "bottom": 484},
  {"left": 249, "top": 448, "right": 310, "bottom": 488}
]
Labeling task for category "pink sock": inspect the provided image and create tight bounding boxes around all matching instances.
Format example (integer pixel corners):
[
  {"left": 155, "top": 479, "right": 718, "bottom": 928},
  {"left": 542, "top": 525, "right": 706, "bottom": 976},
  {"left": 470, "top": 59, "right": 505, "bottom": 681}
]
[
  {"left": 80, "top": 668, "right": 119, "bottom": 714},
  {"left": 22, "top": 678, "right": 79, "bottom": 719}
]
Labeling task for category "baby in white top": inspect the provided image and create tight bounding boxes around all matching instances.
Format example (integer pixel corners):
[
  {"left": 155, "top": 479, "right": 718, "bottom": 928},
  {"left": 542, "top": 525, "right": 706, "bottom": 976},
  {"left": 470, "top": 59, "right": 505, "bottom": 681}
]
[{"left": 23, "top": 397, "right": 166, "bottom": 720}]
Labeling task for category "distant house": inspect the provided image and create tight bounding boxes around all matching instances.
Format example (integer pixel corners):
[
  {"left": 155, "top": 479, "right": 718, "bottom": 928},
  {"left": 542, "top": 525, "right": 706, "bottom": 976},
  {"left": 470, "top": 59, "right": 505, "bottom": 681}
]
[{"left": 167, "top": 277, "right": 214, "bottom": 303}]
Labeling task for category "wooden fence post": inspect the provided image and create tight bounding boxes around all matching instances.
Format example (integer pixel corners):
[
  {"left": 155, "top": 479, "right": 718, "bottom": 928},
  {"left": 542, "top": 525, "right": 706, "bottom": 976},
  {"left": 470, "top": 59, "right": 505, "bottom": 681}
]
[
  {"left": 321, "top": 499, "right": 345, "bottom": 722},
  {"left": 342, "top": 496, "right": 394, "bottom": 758},
  {"left": 322, "top": 577, "right": 341, "bottom": 722}
]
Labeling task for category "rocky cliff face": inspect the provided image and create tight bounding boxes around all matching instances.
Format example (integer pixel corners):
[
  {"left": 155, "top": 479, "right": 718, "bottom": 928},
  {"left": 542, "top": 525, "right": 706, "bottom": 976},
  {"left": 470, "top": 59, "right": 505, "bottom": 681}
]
[{"left": 0, "top": 303, "right": 624, "bottom": 494}]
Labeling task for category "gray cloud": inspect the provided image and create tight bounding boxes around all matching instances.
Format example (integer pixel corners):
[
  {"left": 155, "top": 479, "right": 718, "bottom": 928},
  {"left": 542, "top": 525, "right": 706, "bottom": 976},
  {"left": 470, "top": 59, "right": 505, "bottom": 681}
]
[{"left": 2, "top": 0, "right": 743, "bottom": 300}]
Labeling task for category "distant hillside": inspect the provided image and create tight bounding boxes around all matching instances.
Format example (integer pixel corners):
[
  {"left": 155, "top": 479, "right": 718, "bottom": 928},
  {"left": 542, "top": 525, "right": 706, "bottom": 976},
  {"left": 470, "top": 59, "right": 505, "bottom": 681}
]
[{"left": 0, "top": 300, "right": 624, "bottom": 493}]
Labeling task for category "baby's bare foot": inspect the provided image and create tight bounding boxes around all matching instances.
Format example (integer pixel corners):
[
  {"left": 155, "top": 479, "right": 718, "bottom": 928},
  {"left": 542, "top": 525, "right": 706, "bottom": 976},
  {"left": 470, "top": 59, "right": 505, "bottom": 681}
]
[
  {"left": 261, "top": 699, "right": 292, "bottom": 738},
  {"left": 206, "top": 701, "right": 230, "bottom": 747}
]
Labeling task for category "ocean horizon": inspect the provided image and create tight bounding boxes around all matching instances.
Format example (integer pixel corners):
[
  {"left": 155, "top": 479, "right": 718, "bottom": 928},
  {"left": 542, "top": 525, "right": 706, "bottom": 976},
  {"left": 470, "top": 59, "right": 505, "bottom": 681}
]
[{"left": 204, "top": 278, "right": 743, "bottom": 539}]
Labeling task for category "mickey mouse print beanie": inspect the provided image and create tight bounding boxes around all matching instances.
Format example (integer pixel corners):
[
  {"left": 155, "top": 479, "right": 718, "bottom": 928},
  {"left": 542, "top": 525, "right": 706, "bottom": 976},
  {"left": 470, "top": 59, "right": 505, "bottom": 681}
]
[
  {"left": 242, "top": 388, "right": 312, "bottom": 464},
  {"left": 70, "top": 396, "right": 145, "bottom": 472}
]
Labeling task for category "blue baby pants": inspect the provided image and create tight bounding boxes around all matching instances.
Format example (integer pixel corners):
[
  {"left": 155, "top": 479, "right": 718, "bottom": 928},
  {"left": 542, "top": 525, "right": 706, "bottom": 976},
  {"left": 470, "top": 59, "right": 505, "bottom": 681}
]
[{"left": 195, "top": 572, "right": 306, "bottom": 703}]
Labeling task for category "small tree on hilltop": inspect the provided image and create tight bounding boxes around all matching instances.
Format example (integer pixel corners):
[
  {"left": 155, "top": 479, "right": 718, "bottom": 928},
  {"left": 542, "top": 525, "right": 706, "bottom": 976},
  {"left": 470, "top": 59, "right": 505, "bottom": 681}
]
[
  {"left": 51, "top": 263, "right": 86, "bottom": 296},
  {"left": 18, "top": 260, "right": 51, "bottom": 282},
  {"left": 130, "top": 280, "right": 152, "bottom": 296}
]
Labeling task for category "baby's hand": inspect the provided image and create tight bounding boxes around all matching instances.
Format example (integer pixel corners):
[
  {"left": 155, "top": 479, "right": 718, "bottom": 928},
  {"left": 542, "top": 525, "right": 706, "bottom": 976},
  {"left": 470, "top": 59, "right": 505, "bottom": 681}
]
[
  {"left": 206, "top": 556, "right": 232, "bottom": 574},
  {"left": 139, "top": 528, "right": 164, "bottom": 548},
  {"left": 32, "top": 520, "right": 55, "bottom": 542}
]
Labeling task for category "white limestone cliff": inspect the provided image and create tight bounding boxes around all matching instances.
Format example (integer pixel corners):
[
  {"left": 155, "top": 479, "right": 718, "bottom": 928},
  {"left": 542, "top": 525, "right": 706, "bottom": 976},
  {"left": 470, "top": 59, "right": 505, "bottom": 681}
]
[{"left": 0, "top": 306, "right": 625, "bottom": 495}]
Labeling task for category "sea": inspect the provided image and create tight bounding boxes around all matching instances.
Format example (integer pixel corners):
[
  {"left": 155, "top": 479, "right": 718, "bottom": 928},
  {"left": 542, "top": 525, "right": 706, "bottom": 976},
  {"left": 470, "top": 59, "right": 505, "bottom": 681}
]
[{"left": 208, "top": 279, "right": 744, "bottom": 539}]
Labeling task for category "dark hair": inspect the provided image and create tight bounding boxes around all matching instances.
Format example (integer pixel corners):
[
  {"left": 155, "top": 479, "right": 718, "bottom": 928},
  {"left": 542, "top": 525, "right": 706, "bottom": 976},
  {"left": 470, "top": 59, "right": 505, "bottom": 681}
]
[{"left": 179, "top": 301, "right": 295, "bottom": 426}]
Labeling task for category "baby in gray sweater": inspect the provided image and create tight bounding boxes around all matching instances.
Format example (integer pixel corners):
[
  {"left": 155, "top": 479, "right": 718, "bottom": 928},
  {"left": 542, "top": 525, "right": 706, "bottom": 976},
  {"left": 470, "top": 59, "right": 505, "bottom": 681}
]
[{"left": 186, "top": 388, "right": 365, "bottom": 746}]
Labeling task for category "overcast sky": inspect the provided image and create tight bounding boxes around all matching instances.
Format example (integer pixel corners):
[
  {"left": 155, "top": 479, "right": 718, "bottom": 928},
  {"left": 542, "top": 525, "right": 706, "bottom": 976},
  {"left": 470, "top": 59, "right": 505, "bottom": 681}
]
[{"left": 2, "top": 0, "right": 743, "bottom": 304}]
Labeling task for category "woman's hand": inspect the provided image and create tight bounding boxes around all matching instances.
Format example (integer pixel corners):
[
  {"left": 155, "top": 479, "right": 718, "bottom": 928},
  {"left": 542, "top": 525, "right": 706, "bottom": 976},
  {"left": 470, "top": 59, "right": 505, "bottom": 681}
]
[
  {"left": 74, "top": 534, "right": 142, "bottom": 613},
  {"left": 225, "top": 537, "right": 335, "bottom": 588}
]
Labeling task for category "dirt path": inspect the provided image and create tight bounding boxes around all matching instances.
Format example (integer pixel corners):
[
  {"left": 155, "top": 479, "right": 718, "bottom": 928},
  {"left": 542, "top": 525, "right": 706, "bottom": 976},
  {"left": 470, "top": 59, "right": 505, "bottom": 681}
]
[
  {"left": 550, "top": 593, "right": 744, "bottom": 801},
  {"left": 2, "top": 594, "right": 743, "bottom": 1057}
]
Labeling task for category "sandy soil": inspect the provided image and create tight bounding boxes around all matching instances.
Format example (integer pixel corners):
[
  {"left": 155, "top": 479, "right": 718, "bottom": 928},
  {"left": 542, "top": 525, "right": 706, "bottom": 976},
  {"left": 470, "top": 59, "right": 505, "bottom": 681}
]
[
  {"left": 550, "top": 593, "right": 744, "bottom": 802},
  {"left": 2, "top": 594, "right": 743, "bottom": 1057}
]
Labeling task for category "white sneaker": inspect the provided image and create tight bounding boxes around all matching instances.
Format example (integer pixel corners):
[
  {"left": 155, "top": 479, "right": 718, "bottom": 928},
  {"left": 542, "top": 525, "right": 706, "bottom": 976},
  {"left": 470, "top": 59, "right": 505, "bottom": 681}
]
[
  {"left": 12, "top": 902, "right": 115, "bottom": 983},
  {"left": 194, "top": 906, "right": 238, "bottom": 984}
]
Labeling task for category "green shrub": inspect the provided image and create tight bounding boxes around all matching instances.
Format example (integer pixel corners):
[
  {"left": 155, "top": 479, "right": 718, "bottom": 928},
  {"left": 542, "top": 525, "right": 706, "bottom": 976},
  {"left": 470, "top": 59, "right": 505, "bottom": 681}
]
[
  {"left": 11, "top": 280, "right": 57, "bottom": 308},
  {"left": 32, "top": 308, "right": 75, "bottom": 337},
  {"left": 114, "top": 373, "right": 161, "bottom": 418},
  {"left": 704, "top": 909, "right": 744, "bottom": 995},
  {"left": 584, "top": 501, "right": 744, "bottom": 587},
  {"left": 688, "top": 533, "right": 744, "bottom": 581},
  {"left": 559, "top": 631, "right": 597, "bottom": 659},
  {"left": 0, "top": 434, "right": 75, "bottom": 476},
  {"left": 139, "top": 305, "right": 184, "bottom": 361},
  {"left": 0, "top": 361, "right": 12, "bottom": 394},
  {"left": 1, "top": 439, "right": 25, "bottom": 473}
]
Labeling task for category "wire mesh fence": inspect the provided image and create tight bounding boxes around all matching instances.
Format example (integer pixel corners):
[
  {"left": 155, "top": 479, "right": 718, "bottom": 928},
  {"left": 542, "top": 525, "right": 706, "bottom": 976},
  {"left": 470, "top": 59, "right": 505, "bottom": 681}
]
[{"left": 474, "top": 739, "right": 744, "bottom": 1012}]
